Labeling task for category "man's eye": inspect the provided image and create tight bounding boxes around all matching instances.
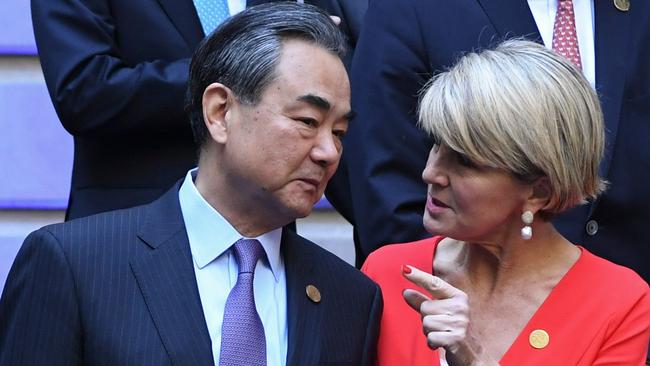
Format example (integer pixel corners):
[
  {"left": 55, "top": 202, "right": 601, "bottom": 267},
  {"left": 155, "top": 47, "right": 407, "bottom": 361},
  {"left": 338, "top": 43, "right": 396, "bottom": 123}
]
[
  {"left": 296, "top": 118, "right": 317, "bottom": 126},
  {"left": 333, "top": 129, "right": 347, "bottom": 140}
]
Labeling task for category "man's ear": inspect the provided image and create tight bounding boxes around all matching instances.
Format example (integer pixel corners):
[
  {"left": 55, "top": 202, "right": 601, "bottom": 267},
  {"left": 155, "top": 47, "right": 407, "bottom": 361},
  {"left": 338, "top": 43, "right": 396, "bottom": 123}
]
[
  {"left": 202, "top": 83, "right": 232, "bottom": 144},
  {"left": 525, "top": 177, "right": 553, "bottom": 214}
]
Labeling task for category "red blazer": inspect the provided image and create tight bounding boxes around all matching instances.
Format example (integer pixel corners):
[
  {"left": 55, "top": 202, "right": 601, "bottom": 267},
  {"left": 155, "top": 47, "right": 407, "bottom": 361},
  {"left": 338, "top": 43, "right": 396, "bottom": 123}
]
[{"left": 362, "top": 237, "right": 650, "bottom": 365}]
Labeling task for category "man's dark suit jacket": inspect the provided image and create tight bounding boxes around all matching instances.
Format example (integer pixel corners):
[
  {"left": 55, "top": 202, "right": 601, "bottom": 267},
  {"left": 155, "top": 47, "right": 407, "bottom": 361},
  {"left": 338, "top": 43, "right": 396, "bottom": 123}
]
[
  {"left": 0, "top": 183, "right": 382, "bottom": 365},
  {"left": 346, "top": 0, "right": 650, "bottom": 282},
  {"left": 31, "top": 0, "right": 362, "bottom": 221}
]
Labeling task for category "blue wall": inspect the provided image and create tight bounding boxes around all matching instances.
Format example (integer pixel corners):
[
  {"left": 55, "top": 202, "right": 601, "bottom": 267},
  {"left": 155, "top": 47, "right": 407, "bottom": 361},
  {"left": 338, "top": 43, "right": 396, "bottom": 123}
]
[
  {"left": 0, "top": 0, "right": 37, "bottom": 54},
  {"left": 0, "top": 0, "right": 73, "bottom": 210},
  {"left": 0, "top": 0, "right": 72, "bottom": 294}
]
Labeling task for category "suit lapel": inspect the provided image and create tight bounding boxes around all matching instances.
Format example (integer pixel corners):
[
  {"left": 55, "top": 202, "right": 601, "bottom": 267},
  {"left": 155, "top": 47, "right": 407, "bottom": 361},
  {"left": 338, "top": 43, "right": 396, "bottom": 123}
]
[
  {"left": 476, "top": 0, "right": 542, "bottom": 42},
  {"left": 282, "top": 229, "right": 323, "bottom": 366},
  {"left": 132, "top": 184, "right": 213, "bottom": 366},
  {"left": 157, "top": 0, "right": 205, "bottom": 46},
  {"left": 593, "top": 0, "right": 631, "bottom": 181}
]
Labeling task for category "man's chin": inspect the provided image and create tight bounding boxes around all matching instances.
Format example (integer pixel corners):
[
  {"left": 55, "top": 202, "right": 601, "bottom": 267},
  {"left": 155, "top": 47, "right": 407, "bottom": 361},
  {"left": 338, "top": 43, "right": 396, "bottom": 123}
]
[
  {"left": 283, "top": 201, "right": 316, "bottom": 221},
  {"left": 293, "top": 206, "right": 314, "bottom": 220},
  {"left": 272, "top": 191, "right": 320, "bottom": 221}
]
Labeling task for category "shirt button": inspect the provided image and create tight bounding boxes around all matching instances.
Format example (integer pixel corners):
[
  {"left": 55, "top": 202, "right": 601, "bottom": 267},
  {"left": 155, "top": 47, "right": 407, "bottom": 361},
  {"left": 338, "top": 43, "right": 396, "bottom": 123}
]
[{"left": 586, "top": 220, "right": 598, "bottom": 236}]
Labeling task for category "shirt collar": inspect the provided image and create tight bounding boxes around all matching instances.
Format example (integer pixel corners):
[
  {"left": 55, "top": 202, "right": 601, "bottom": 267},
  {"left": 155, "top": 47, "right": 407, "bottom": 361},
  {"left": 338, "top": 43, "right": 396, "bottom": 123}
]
[{"left": 179, "top": 168, "right": 284, "bottom": 281}]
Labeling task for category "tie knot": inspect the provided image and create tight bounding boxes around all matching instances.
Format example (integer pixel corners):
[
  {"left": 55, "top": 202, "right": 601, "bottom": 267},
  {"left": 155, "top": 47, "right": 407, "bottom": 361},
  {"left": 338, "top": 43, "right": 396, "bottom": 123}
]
[{"left": 233, "top": 239, "right": 264, "bottom": 274}]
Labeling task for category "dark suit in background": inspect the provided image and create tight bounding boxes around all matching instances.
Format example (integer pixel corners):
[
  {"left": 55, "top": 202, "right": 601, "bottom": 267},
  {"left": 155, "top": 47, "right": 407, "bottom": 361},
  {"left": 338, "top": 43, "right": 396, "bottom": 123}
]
[
  {"left": 31, "top": 0, "right": 361, "bottom": 220},
  {"left": 322, "top": 0, "right": 368, "bottom": 231},
  {"left": 346, "top": 0, "right": 650, "bottom": 283}
]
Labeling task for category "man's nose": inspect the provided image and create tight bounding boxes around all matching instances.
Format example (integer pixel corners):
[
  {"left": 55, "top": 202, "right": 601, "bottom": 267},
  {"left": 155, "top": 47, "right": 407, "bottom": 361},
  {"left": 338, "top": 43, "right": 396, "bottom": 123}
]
[{"left": 311, "top": 131, "right": 341, "bottom": 167}]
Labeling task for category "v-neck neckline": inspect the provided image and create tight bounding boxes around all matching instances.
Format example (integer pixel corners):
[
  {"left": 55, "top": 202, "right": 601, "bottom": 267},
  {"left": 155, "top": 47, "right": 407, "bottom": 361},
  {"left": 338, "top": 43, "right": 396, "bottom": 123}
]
[{"left": 430, "top": 239, "right": 586, "bottom": 363}]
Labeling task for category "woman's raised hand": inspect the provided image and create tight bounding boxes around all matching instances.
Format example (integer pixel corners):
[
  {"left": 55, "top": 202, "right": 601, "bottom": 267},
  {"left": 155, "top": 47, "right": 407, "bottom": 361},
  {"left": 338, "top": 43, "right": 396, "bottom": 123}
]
[{"left": 402, "top": 265, "right": 499, "bottom": 366}]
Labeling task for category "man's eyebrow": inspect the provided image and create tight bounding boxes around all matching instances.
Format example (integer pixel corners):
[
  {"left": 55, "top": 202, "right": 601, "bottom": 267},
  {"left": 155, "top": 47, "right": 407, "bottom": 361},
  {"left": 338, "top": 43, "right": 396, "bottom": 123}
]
[
  {"left": 296, "top": 94, "right": 355, "bottom": 121},
  {"left": 296, "top": 94, "right": 331, "bottom": 111},
  {"left": 344, "top": 110, "right": 356, "bottom": 122}
]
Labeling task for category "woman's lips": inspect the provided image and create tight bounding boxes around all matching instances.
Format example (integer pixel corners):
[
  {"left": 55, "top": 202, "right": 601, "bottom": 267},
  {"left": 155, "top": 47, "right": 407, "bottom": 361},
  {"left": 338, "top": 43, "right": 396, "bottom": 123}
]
[
  {"left": 426, "top": 195, "right": 450, "bottom": 214},
  {"left": 431, "top": 197, "right": 450, "bottom": 208}
]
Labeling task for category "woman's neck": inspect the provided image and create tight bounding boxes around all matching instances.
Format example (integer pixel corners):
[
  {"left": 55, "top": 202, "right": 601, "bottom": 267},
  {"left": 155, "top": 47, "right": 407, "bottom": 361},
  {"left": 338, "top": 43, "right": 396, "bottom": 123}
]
[{"left": 437, "top": 224, "right": 580, "bottom": 298}]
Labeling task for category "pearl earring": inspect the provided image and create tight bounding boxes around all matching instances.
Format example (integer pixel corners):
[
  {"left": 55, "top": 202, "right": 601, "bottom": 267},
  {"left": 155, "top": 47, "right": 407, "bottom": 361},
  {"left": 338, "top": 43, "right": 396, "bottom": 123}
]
[{"left": 521, "top": 211, "right": 533, "bottom": 240}]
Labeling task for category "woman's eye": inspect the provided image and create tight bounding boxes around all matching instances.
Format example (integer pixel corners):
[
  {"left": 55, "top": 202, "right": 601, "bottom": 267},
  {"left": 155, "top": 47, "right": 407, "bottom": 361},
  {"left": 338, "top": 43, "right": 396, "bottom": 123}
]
[{"left": 456, "top": 152, "right": 477, "bottom": 168}]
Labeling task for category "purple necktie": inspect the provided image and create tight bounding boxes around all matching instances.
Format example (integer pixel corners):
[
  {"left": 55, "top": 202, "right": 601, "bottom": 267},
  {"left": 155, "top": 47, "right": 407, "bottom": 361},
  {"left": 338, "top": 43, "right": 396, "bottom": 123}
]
[{"left": 220, "top": 239, "right": 267, "bottom": 366}]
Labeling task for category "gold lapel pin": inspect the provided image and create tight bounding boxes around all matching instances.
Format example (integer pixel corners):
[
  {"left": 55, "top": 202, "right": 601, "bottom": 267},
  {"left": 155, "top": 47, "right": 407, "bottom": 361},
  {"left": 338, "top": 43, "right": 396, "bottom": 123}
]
[
  {"left": 529, "top": 329, "right": 550, "bottom": 349},
  {"left": 306, "top": 284, "right": 321, "bottom": 303},
  {"left": 614, "top": 0, "right": 630, "bottom": 12}
]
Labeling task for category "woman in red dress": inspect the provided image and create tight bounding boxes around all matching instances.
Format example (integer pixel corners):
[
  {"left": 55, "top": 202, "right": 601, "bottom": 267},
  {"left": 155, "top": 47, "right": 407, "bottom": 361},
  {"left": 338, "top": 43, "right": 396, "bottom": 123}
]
[{"left": 362, "top": 40, "right": 650, "bottom": 365}]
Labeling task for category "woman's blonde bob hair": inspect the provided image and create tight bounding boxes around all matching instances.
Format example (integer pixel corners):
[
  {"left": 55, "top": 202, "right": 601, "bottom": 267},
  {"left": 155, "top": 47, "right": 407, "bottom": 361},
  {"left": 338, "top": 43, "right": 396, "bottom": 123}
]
[{"left": 418, "top": 40, "right": 606, "bottom": 217}]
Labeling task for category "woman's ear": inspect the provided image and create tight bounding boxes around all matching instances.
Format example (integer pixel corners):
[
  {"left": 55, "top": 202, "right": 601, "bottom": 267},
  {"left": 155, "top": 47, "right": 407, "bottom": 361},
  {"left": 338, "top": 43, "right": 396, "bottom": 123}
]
[
  {"left": 525, "top": 176, "right": 553, "bottom": 214},
  {"left": 202, "top": 83, "right": 232, "bottom": 144}
]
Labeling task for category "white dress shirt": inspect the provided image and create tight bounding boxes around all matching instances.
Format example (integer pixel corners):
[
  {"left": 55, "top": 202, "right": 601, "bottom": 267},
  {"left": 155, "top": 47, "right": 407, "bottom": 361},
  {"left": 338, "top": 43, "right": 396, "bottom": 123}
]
[
  {"left": 179, "top": 169, "right": 288, "bottom": 366},
  {"left": 528, "top": 0, "right": 595, "bottom": 87}
]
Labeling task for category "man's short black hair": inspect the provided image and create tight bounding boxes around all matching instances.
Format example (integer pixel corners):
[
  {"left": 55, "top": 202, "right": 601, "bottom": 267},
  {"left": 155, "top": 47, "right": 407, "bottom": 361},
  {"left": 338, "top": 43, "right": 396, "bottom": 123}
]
[{"left": 185, "top": 2, "right": 347, "bottom": 147}]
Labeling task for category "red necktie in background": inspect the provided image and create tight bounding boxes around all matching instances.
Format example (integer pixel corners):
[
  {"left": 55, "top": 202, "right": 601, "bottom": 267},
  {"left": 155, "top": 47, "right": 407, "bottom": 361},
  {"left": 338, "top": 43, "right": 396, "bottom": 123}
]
[{"left": 552, "top": 0, "right": 582, "bottom": 70}]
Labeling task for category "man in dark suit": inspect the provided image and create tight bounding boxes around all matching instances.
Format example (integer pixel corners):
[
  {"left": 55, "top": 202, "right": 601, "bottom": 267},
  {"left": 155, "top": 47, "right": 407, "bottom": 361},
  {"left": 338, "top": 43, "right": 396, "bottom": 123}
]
[
  {"left": 346, "top": 0, "right": 650, "bottom": 284},
  {"left": 31, "top": 0, "right": 363, "bottom": 220},
  {"left": 0, "top": 4, "right": 381, "bottom": 365}
]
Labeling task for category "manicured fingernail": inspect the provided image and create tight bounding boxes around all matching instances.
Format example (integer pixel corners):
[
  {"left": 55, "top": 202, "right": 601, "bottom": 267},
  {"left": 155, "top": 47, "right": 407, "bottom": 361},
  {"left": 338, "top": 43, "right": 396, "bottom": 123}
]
[{"left": 402, "top": 265, "right": 412, "bottom": 274}]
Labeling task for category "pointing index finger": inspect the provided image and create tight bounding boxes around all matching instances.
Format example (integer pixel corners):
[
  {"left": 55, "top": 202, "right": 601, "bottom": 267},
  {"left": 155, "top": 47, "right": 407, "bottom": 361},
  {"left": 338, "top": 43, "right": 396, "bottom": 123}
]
[{"left": 403, "top": 265, "right": 463, "bottom": 300}]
